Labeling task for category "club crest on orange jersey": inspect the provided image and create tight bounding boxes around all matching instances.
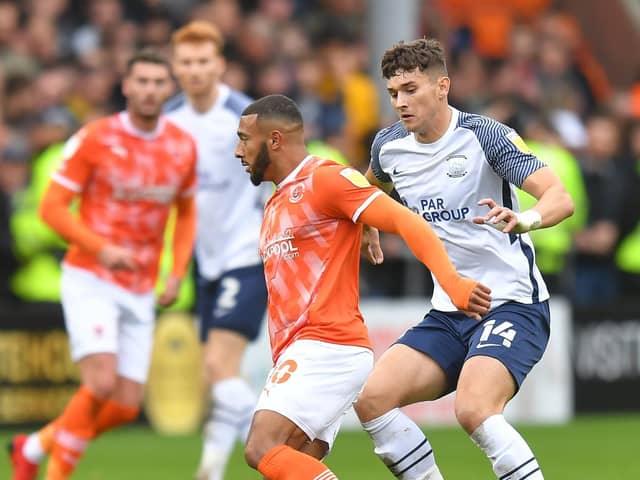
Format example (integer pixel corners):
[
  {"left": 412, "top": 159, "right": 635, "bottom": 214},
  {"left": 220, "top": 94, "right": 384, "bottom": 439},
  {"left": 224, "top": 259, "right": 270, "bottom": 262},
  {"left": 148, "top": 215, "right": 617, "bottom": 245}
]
[{"left": 289, "top": 183, "right": 305, "bottom": 203}]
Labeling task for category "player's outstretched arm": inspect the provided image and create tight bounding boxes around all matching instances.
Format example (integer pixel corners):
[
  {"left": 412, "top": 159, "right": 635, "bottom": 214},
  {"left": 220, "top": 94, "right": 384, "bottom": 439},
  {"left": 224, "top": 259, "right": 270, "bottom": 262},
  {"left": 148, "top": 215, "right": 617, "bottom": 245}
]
[
  {"left": 472, "top": 167, "right": 574, "bottom": 234},
  {"left": 358, "top": 194, "right": 491, "bottom": 318}
]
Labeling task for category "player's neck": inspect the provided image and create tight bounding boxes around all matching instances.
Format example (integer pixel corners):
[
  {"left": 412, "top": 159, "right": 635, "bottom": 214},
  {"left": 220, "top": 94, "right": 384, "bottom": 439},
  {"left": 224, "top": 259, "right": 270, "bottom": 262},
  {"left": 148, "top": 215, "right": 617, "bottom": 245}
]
[
  {"left": 414, "top": 105, "right": 452, "bottom": 144},
  {"left": 273, "top": 147, "right": 310, "bottom": 185},
  {"left": 126, "top": 110, "right": 161, "bottom": 133},
  {"left": 189, "top": 85, "right": 219, "bottom": 113}
]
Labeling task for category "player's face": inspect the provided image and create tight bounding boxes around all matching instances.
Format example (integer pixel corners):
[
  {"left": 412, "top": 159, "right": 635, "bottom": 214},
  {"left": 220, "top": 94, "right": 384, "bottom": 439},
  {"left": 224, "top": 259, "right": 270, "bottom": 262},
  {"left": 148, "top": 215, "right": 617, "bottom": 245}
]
[
  {"left": 123, "top": 62, "right": 173, "bottom": 119},
  {"left": 386, "top": 68, "right": 448, "bottom": 133},
  {"left": 172, "top": 41, "right": 224, "bottom": 98},
  {"left": 236, "top": 114, "right": 273, "bottom": 186}
]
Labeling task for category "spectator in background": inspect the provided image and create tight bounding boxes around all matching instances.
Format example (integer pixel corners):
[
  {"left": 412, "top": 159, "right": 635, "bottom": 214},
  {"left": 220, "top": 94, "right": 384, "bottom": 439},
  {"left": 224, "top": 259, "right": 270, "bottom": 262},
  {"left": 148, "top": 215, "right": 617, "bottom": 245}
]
[
  {"left": 518, "top": 112, "right": 587, "bottom": 293},
  {"left": 615, "top": 120, "right": 640, "bottom": 297},
  {"left": 0, "top": 130, "right": 30, "bottom": 302},
  {"left": 573, "top": 111, "right": 628, "bottom": 306},
  {"left": 317, "top": 30, "right": 380, "bottom": 169}
]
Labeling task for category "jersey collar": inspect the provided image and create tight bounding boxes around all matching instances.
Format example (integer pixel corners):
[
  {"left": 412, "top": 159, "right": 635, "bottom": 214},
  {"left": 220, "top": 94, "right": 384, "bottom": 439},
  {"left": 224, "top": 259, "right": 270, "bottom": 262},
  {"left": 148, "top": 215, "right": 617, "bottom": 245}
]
[
  {"left": 277, "top": 155, "right": 313, "bottom": 190},
  {"left": 118, "top": 111, "right": 166, "bottom": 140}
]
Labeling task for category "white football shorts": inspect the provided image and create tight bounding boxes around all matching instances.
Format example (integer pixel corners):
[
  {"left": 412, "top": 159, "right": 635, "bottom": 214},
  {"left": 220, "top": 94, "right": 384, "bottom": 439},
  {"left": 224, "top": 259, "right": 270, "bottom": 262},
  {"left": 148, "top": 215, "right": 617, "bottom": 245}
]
[
  {"left": 255, "top": 339, "right": 373, "bottom": 449},
  {"left": 60, "top": 265, "right": 156, "bottom": 383}
]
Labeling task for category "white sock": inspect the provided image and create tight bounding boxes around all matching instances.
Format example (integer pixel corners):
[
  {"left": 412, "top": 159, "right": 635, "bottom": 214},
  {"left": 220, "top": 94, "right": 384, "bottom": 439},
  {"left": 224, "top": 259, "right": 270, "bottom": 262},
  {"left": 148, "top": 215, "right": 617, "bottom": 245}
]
[
  {"left": 361, "top": 408, "right": 443, "bottom": 480},
  {"left": 470, "top": 414, "right": 543, "bottom": 479},
  {"left": 198, "top": 377, "right": 257, "bottom": 480},
  {"left": 22, "top": 433, "right": 46, "bottom": 463}
]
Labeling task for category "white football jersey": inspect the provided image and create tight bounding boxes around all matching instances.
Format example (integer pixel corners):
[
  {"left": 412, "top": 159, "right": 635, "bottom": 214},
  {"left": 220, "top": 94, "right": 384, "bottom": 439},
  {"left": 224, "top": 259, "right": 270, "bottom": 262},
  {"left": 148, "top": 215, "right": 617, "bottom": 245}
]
[
  {"left": 371, "top": 107, "right": 550, "bottom": 311},
  {"left": 167, "top": 84, "right": 269, "bottom": 280}
]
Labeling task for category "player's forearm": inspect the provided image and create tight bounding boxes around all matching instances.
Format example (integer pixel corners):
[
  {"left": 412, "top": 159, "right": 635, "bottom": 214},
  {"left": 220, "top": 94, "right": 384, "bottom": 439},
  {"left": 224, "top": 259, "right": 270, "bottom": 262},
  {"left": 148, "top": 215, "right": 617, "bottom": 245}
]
[
  {"left": 529, "top": 183, "right": 575, "bottom": 229},
  {"left": 39, "top": 182, "right": 107, "bottom": 255},
  {"left": 170, "top": 196, "right": 196, "bottom": 279},
  {"left": 359, "top": 195, "right": 475, "bottom": 309}
]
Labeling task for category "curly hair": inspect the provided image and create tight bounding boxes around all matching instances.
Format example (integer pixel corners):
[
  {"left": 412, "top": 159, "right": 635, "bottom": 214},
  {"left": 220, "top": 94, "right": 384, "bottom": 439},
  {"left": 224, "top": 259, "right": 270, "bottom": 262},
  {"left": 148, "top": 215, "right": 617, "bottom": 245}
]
[{"left": 381, "top": 38, "right": 448, "bottom": 79}]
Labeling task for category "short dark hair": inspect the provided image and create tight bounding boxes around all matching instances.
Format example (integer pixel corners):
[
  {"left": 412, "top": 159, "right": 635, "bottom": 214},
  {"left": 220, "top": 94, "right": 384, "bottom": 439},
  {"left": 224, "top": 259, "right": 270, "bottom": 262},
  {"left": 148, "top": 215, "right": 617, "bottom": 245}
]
[
  {"left": 242, "top": 94, "right": 303, "bottom": 128},
  {"left": 381, "top": 38, "right": 447, "bottom": 79},
  {"left": 125, "top": 48, "right": 171, "bottom": 75}
]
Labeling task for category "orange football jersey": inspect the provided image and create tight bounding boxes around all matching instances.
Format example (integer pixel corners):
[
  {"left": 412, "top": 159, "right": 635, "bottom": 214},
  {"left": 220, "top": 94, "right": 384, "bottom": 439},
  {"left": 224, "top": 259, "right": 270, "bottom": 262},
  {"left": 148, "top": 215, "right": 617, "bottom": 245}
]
[
  {"left": 52, "top": 112, "right": 197, "bottom": 292},
  {"left": 260, "top": 156, "right": 383, "bottom": 361}
]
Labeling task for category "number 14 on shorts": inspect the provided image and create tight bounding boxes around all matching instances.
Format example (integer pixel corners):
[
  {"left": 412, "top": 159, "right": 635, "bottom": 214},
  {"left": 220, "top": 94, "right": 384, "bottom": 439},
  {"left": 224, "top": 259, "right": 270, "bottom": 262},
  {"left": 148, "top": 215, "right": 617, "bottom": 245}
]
[{"left": 478, "top": 319, "right": 517, "bottom": 348}]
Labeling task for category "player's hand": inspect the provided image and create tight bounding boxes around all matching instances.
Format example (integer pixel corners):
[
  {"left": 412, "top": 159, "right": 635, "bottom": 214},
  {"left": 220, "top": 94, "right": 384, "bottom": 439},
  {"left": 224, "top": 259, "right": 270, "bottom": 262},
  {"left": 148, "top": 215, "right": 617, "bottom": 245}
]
[
  {"left": 98, "top": 244, "right": 138, "bottom": 271},
  {"left": 473, "top": 198, "right": 541, "bottom": 234},
  {"left": 461, "top": 282, "right": 492, "bottom": 321},
  {"left": 361, "top": 225, "right": 384, "bottom": 265},
  {"left": 157, "top": 275, "right": 181, "bottom": 307}
]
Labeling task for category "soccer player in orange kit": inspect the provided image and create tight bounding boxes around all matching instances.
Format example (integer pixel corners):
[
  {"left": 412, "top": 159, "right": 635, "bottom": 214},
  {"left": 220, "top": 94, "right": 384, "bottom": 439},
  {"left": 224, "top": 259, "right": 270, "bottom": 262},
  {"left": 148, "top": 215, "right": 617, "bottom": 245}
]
[
  {"left": 9, "top": 49, "right": 197, "bottom": 480},
  {"left": 235, "top": 94, "right": 492, "bottom": 480}
]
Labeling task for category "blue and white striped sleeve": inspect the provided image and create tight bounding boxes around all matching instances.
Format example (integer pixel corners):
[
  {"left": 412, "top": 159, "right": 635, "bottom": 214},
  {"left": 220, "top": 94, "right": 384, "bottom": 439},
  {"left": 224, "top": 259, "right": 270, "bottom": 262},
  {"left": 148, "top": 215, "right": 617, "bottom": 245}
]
[
  {"left": 370, "top": 122, "right": 408, "bottom": 184},
  {"left": 487, "top": 127, "right": 546, "bottom": 188},
  {"left": 370, "top": 129, "right": 392, "bottom": 184},
  {"left": 460, "top": 113, "right": 545, "bottom": 187}
]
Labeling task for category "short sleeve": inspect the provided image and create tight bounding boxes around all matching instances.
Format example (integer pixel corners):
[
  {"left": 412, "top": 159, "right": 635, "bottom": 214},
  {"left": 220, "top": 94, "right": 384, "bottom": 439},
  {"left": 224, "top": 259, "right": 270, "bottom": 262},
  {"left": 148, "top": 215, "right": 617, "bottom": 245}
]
[
  {"left": 51, "top": 128, "right": 94, "bottom": 192},
  {"left": 369, "top": 121, "right": 410, "bottom": 185},
  {"left": 487, "top": 129, "right": 546, "bottom": 188},
  {"left": 312, "top": 165, "right": 383, "bottom": 222}
]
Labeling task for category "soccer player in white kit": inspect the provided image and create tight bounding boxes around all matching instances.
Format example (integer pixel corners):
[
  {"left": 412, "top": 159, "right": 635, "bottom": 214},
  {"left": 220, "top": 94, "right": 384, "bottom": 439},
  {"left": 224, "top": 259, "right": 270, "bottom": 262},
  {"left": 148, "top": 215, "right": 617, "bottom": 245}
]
[
  {"left": 166, "top": 21, "right": 270, "bottom": 480},
  {"left": 354, "top": 39, "right": 575, "bottom": 480}
]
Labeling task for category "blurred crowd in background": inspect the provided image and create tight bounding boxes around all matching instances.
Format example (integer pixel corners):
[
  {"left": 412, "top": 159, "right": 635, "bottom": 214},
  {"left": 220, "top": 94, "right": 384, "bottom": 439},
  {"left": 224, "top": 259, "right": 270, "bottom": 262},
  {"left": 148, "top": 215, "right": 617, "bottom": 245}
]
[{"left": 0, "top": 0, "right": 639, "bottom": 310}]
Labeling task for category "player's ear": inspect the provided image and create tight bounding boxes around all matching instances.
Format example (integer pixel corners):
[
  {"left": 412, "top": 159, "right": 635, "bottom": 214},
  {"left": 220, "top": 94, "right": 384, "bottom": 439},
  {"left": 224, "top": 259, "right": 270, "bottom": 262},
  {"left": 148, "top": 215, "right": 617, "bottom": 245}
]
[
  {"left": 269, "top": 131, "right": 282, "bottom": 150},
  {"left": 438, "top": 76, "right": 450, "bottom": 99}
]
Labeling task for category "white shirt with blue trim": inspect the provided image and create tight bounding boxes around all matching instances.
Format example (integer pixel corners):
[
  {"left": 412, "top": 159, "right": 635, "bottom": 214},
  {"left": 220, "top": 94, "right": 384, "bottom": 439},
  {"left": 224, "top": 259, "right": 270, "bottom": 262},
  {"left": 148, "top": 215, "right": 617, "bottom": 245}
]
[
  {"left": 371, "top": 107, "right": 549, "bottom": 311},
  {"left": 167, "top": 84, "right": 270, "bottom": 280}
]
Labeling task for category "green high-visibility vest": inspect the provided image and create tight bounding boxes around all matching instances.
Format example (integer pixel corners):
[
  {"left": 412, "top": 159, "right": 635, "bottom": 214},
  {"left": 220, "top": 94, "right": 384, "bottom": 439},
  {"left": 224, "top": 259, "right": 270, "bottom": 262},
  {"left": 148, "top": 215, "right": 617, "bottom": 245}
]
[
  {"left": 615, "top": 161, "right": 640, "bottom": 273},
  {"left": 11, "top": 143, "right": 66, "bottom": 301},
  {"left": 516, "top": 141, "right": 587, "bottom": 275}
]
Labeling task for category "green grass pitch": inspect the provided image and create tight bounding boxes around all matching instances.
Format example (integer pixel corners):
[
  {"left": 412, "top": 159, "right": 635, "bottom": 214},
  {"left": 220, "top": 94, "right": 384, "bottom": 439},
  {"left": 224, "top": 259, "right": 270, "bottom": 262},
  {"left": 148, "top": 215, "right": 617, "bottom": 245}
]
[{"left": 2, "top": 414, "right": 639, "bottom": 479}]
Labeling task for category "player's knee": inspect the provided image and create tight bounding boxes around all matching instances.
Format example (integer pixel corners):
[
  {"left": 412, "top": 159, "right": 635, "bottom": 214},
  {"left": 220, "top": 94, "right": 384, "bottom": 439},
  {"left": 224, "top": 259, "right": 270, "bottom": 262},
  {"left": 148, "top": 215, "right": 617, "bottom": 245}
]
[
  {"left": 454, "top": 400, "right": 494, "bottom": 434},
  {"left": 244, "top": 438, "right": 265, "bottom": 470},
  {"left": 354, "top": 383, "right": 394, "bottom": 423}
]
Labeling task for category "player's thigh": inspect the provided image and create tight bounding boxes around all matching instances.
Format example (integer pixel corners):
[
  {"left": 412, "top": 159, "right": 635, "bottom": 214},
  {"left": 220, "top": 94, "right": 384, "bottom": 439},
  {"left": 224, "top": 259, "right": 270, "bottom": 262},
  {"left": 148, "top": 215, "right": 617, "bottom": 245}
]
[
  {"left": 255, "top": 340, "right": 373, "bottom": 451},
  {"left": 464, "top": 301, "right": 550, "bottom": 393},
  {"left": 457, "top": 301, "right": 551, "bottom": 430},
  {"left": 355, "top": 343, "right": 448, "bottom": 422},
  {"left": 198, "top": 265, "right": 267, "bottom": 342},
  {"left": 60, "top": 266, "right": 120, "bottom": 362}
]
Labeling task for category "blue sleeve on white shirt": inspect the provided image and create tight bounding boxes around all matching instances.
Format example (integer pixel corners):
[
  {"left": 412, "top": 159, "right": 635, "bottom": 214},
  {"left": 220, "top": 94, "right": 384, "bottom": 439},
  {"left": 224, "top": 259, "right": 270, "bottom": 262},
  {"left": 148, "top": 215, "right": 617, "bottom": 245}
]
[
  {"left": 458, "top": 112, "right": 546, "bottom": 188},
  {"left": 224, "top": 89, "right": 253, "bottom": 116},
  {"left": 370, "top": 121, "right": 408, "bottom": 184}
]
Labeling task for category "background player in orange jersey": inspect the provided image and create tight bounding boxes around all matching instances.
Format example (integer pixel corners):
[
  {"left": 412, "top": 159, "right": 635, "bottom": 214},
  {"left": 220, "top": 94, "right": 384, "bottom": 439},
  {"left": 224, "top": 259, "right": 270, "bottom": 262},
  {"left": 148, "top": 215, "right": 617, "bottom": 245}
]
[
  {"left": 9, "top": 49, "right": 197, "bottom": 480},
  {"left": 234, "top": 94, "right": 492, "bottom": 480}
]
